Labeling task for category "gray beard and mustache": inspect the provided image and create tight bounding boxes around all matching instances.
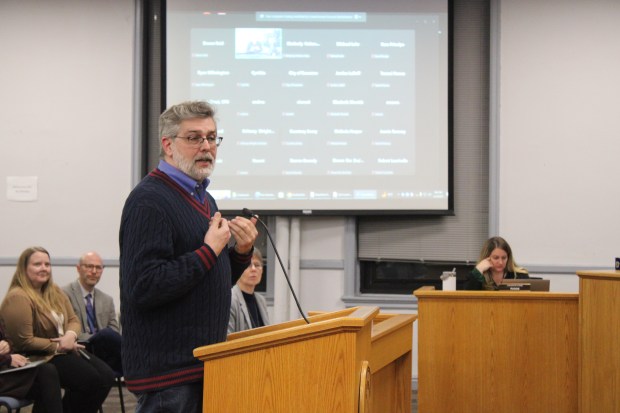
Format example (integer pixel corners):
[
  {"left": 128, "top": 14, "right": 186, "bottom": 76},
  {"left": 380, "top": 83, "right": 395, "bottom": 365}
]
[{"left": 171, "top": 143, "right": 214, "bottom": 181}]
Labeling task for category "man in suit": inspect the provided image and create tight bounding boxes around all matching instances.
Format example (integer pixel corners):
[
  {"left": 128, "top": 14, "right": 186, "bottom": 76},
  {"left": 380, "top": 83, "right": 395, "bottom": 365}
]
[{"left": 63, "top": 251, "right": 122, "bottom": 374}]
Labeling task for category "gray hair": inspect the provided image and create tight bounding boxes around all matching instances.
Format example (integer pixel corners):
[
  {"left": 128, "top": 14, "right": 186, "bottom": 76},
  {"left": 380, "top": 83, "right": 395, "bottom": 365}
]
[
  {"left": 252, "top": 247, "right": 263, "bottom": 262},
  {"left": 159, "top": 100, "right": 217, "bottom": 158}
]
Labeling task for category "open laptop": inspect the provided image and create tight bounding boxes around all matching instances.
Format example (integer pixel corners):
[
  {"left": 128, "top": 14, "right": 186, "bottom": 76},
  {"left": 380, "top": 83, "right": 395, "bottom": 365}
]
[{"left": 498, "top": 278, "right": 550, "bottom": 292}]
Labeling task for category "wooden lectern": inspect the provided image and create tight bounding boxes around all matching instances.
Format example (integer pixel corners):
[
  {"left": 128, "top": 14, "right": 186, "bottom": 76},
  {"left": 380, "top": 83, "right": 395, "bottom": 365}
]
[
  {"left": 193, "top": 307, "right": 416, "bottom": 413},
  {"left": 577, "top": 270, "right": 620, "bottom": 413}
]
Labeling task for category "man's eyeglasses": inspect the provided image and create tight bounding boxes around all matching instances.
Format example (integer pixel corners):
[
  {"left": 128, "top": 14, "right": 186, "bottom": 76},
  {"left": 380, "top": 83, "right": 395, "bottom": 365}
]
[
  {"left": 174, "top": 135, "right": 223, "bottom": 147},
  {"left": 81, "top": 264, "right": 105, "bottom": 272}
]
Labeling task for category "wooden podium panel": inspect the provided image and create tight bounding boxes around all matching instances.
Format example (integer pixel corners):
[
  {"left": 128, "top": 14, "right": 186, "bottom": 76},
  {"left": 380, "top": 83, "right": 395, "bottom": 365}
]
[
  {"left": 367, "top": 313, "right": 416, "bottom": 413},
  {"left": 577, "top": 270, "right": 620, "bottom": 413},
  {"left": 415, "top": 287, "right": 578, "bottom": 413},
  {"left": 193, "top": 307, "right": 416, "bottom": 413}
]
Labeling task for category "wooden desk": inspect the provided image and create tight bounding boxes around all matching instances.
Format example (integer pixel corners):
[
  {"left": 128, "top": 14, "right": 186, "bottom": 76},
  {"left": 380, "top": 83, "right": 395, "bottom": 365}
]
[
  {"left": 414, "top": 287, "right": 578, "bottom": 413},
  {"left": 577, "top": 270, "right": 620, "bottom": 413}
]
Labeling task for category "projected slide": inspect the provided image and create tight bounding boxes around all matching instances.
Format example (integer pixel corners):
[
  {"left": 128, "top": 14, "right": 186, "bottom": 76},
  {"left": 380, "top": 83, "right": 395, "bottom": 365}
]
[{"left": 167, "top": 2, "right": 449, "bottom": 214}]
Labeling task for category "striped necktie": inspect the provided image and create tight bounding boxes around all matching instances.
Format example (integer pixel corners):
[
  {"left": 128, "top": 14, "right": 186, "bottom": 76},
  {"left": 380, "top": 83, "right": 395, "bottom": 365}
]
[{"left": 85, "top": 293, "right": 98, "bottom": 334}]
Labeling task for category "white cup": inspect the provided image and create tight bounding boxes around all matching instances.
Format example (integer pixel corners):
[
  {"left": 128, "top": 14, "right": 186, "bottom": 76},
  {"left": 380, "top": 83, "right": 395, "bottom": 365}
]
[{"left": 442, "top": 276, "right": 456, "bottom": 291}]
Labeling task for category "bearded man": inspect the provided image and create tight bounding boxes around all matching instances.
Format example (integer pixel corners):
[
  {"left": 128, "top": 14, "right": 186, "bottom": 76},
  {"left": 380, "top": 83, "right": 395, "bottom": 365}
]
[{"left": 119, "top": 100, "right": 258, "bottom": 413}]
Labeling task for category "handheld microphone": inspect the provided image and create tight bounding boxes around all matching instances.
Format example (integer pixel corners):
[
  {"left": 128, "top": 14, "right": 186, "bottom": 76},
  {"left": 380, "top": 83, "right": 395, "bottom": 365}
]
[{"left": 243, "top": 208, "right": 310, "bottom": 324}]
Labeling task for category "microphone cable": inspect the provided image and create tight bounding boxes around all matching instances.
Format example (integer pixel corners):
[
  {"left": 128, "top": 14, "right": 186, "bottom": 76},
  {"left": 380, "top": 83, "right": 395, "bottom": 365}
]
[{"left": 243, "top": 208, "right": 310, "bottom": 324}]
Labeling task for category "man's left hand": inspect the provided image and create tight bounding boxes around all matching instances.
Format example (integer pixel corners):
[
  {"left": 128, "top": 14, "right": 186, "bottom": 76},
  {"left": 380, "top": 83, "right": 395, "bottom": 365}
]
[{"left": 229, "top": 216, "right": 258, "bottom": 254}]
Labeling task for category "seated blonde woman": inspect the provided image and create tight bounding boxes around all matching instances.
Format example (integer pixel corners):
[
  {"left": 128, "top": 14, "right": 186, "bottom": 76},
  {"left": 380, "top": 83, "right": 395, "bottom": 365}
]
[{"left": 0, "top": 246, "right": 114, "bottom": 413}]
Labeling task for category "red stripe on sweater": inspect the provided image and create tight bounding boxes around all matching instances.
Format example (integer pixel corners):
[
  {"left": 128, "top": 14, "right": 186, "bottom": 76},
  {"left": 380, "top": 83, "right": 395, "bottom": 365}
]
[
  {"left": 125, "top": 366, "right": 204, "bottom": 392},
  {"left": 150, "top": 169, "right": 212, "bottom": 219},
  {"left": 196, "top": 245, "right": 216, "bottom": 268}
]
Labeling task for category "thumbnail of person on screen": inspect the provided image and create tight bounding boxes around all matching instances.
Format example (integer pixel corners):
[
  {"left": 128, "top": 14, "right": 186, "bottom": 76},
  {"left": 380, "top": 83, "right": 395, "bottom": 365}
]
[
  {"left": 228, "top": 248, "right": 271, "bottom": 334},
  {"left": 469, "top": 236, "right": 529, "bottom": 290},
  {"left": 119, "top": 100, "right": 258, "bottom": 413}
]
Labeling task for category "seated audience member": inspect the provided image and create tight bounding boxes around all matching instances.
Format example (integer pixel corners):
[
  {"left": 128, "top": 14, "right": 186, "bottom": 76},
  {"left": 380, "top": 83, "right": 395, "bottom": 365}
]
[
  {"left": 468, "top": 236, "right": 529, "bottom": 290},
  {"left": 1, "top": 325, "right": 63, "bottom": 413},
  {"left": 0, "top": 246, "right": 115, "bottom": 413},
  {"left": 63, "top": 251, "right": 122, "bottom": 374},
  {"left": 228, "top": 248, "right": 271, "bottom": 334}
]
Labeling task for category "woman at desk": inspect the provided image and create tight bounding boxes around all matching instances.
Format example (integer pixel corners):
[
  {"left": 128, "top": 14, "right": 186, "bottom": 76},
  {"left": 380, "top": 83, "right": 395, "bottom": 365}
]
[
  {"left": 0, "top": 246, "right": 114, "bottom": 413},
  {"left": 469, "top": 236, "right": 529, "bottom": 290}
]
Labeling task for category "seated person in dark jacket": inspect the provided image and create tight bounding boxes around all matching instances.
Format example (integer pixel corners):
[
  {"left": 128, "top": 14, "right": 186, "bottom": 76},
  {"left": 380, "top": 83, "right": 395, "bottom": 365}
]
[
  {"left": 228, "top": 248, "right": 270, "bottom": 334},
  {"left": 468, "top": 236, "right": 529, "bottom": 290},
  {"left": 0, "top": 325, "right": 63, "bottom": 413}
]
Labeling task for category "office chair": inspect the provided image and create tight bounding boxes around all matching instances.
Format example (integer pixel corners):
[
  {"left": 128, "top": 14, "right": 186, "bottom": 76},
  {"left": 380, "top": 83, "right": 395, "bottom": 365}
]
[
  {"left": 113, "top": 371, "right": 126, "bottom": 413},
  {"left": 96, "top": 372, "right": 125, "bottom": 413},
  {"left": 0, "top": 396, "right": 33, "bottom": 413},
  {"left": 79, "top": 340, "right": 125, "bottom": 413}
]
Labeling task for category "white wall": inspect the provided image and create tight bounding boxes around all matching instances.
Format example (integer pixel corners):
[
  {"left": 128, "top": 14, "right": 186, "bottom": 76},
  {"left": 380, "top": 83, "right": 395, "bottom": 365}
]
[
  {"left": 497, "top": 0, "right": 620, "bottom": 269},
  {"left": 299, "top": 217, "right": 346, "bottom": 312},
  {"left": 0, "top": 0, "right": 134, "bottom": 307}
]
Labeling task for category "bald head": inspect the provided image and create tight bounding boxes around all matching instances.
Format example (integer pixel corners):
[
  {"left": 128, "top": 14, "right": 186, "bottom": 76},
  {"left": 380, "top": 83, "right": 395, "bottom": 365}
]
[{"left": 76, "top": 251, "right": 105, "bottom": 292}]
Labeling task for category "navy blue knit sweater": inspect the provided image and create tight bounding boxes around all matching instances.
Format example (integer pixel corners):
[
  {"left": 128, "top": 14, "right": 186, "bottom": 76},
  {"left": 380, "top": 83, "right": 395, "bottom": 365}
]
[{"left": 119, "top": 169, "right": 251, "bottom": 393}]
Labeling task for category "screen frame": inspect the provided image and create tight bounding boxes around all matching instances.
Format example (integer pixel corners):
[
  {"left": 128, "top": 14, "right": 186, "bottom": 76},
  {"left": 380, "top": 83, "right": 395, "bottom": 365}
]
[{"left": 143, "top": 0, "right": 454, "bottom": 216}]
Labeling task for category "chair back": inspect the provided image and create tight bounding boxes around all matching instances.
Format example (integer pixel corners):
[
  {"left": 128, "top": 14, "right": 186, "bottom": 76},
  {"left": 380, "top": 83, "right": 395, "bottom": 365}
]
[{"left": 0, "top": 396, "right": 33, "bottom": 413}]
